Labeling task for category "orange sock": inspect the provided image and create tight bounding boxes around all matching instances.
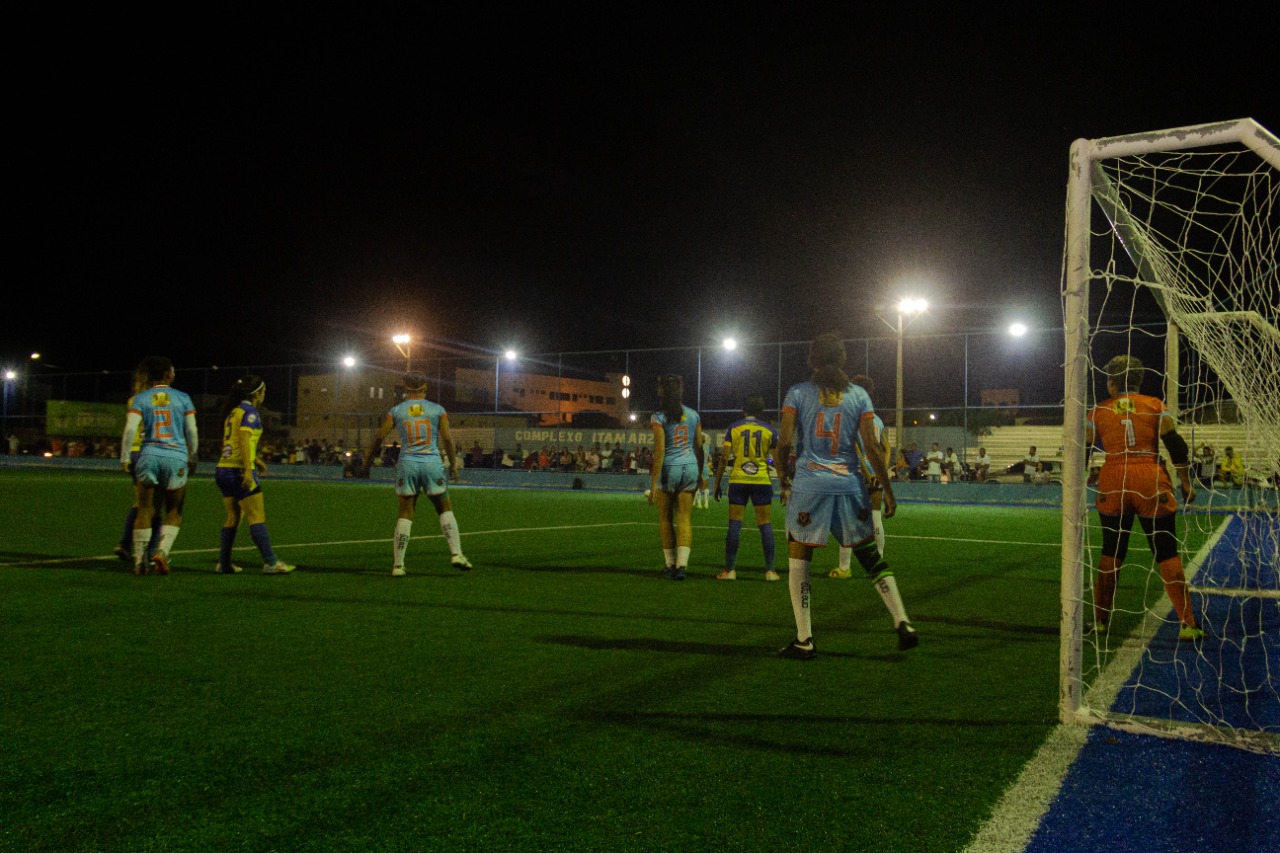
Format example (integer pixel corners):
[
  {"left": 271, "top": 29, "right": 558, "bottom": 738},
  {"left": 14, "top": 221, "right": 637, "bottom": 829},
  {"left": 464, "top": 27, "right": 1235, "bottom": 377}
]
[
  {"left": 1158, "top": 556, "right": 1196, "bottom": 627},
  {"left": 1094, "top": 556, "right": 1118, "bottom": 625}
]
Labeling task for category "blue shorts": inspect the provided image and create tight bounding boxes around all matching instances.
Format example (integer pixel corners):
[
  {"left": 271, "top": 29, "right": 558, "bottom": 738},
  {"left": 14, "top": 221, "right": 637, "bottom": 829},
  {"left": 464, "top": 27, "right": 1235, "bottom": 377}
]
[
  {"left": 215, "top": 467, "right": 261, "bottom": 501},
  {"left": 786, "top": 489, "right": 873, "bottom": 548},
  {"left": 134, "top": 449, "right": 190, "bottom": 491},
  {"left": 396, "top": 455, "right": 448, "bottom": 497},
  {"left": 659, "top": 461, "right": 700, "bottom": 494},
  {"left": 727, "top": 482, "right": 773, "bottom": 506}
]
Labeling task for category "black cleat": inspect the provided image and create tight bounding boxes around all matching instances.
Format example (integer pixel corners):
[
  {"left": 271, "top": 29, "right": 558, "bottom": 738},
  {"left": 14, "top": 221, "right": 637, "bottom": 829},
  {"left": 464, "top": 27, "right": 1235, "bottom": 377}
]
[
  {"left": 896, "top": 621, "right": 919, "bottom": 651},
  {"left": 778, "top": 638, "right": 816, "bottom": 660}
]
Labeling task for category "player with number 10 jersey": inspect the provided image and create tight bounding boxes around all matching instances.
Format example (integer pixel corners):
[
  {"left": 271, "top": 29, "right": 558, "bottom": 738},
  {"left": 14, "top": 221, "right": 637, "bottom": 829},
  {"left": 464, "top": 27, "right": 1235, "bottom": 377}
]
[{"left": 389, "top": 396, "right": 448, "bottom": 495}]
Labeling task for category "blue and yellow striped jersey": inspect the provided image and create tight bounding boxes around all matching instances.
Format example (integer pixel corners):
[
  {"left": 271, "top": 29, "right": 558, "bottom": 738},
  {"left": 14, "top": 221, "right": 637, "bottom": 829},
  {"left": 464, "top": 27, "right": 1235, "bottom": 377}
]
[{"left": 218, "top": 402, "right": 264, "bottom": 470}]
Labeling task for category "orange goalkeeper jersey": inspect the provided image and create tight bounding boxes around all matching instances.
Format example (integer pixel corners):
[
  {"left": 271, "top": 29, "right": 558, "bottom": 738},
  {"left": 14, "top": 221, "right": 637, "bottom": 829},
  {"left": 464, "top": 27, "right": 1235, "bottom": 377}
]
[{"left": 1089, "top": 393, "right": 1165, "bottom": 459}]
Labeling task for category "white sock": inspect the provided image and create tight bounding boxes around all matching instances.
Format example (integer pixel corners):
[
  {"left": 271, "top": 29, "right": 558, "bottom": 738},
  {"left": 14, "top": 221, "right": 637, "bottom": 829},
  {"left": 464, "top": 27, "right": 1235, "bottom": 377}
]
[
  {"left": 394, "top": 518, "right": 412, "bottom": 566},
  {"left": 838, "top": 546, "right": 852, "bottom": 571},
  {"left": 788, "top": 558, "right": 812, "bottom": 642},
  {"left": 663, "top": 548, "right": 676, "bottom": 568},
  {"left": 158, "top": 524, "right": 180, "bottom": 556},
  {"left": 873, "top": 510, "right": 885, "bottom": 555},
  {"left": 875, "top": 573, "right": 909, "bottom": 627},
  {"left": 132, "top": 527, "right": 151, "bottom": 566},
  {"left": 677, "top": 545, "right": 691, "bottom": 568},
  {"left": 439, "top": 511, "right": 461, "bottom": 556}
]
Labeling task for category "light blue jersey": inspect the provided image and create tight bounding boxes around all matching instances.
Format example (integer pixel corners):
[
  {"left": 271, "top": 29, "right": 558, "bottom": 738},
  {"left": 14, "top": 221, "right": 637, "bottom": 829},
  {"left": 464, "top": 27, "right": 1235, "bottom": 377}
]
[
  {"left": 651, "top": 406, "right": 701, "bottom": 467},
  {"left": 858, "top": 413, "right": 887, "bottom": 484},
  {"left": 781, "top": 381, "right": 874, "bottom": 495},
  {"left": 129, "top": 385, "right": 196, "bottom": 461},
  {"left": 389, "top": 398, "right": 447, "bottom": 458}
]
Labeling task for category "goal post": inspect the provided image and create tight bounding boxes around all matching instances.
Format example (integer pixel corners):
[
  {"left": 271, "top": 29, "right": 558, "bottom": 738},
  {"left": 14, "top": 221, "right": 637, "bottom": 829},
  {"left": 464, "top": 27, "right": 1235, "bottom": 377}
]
[{"left": 1061, "top": 118, "right": 1280, "bottom": 754}]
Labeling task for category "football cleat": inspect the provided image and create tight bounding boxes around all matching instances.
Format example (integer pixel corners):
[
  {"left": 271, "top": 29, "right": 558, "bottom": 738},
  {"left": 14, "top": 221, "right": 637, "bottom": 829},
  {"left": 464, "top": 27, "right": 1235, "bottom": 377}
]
[
  {"left": 114, "top": 545, "right": 131, "bottom": 564},
  {"left": 671, "top": 567, "right": 686, "bottom": 581},
  {"left": 132, "top": 562, "right": 146, "bottom": 577},
  {"left": 715, "top": 569, "right": 736, "bottom": 581},
  {"left": 150, "top": 553, "right": 170, "bottom": 576},
  {"left": 263, "top": 561, "right": 296, "bottom": 574},
  {"left": 828, "top": 567, "right": 852, "bottom": 579},
  {"left": 391, "top": 566, "right": 406, "bottom": 577},
  {"left": 660, "top": 566, "right": 676, "bottom": 578},
  {"left": 451, "top": 554, "right": 473, "bottom": 571},
  {"left": 896, "top": 621, "right": 919, "bottom": 651},
  {"left": 778, "top": 638, "right": 816, "bottom": 660},
  {"left": 764, "top": 570, "right": 782, "bottom": 582},
  {"left": 214, "top": 563, "right": 243, "bottom": 574},
  {"left": 1179, "top": 625, "right": 1205, "bottom": 641}
]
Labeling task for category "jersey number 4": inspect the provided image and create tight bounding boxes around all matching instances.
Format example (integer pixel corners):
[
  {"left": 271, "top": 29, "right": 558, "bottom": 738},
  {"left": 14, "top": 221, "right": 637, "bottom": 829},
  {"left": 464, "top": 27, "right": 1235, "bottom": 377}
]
[{"left": 815, "top": 412, "right": 842, "bottom": 455}]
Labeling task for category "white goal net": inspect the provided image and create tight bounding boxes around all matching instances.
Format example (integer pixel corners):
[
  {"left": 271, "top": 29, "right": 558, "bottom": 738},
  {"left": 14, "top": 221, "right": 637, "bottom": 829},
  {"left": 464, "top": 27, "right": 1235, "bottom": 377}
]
[{"left": 1061, "top": 118, "right": 1279, "bottom": 754}]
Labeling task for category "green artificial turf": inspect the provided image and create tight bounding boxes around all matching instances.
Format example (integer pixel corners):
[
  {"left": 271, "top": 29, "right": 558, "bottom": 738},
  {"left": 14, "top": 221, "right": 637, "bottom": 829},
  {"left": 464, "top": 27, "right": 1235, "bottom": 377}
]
[{"left": 0, "top": 468, "right": 1122, "bottom": 851}]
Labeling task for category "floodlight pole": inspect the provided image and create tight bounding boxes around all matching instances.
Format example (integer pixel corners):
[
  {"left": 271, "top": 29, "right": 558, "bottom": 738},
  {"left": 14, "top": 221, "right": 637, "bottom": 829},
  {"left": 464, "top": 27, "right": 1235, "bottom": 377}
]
[{"left": 895, "top": 312, "right": 905, "bottom": 458}]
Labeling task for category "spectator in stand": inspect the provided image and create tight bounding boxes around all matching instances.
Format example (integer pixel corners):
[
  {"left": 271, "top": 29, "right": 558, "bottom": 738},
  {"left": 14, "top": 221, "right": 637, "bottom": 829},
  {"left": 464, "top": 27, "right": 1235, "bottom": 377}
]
[
  {"left": 6, "top": 433, "right": 18, "bottom": 454},
  {"left": 1218, "top": 446, "right": 1244, "bottom": 487},
  {"left": 903, "top": 442, "right": 924, "bottom": 479},
  {"left": 1193, "top": 444, "right": 1216, "bottom": 489},
  {"left": 492, "top": 443, "right": 505, "bottom": 469},
  {"left": 468, "top": 441, "right": 484, "bottom": 468},
  {"left": 1022, "top": 446, "right": 1041, "bottom": 483},
  {"left": 944, "top": 447, "right": 960, "bottom": 482},
  {"left": 585, "top": 444, "right": 600, "bottom": 473},
  {"left": 974, "top": 446, "right": 993, "bottom": 482},
  {"left": 892, "top": 448, "right": 909, "bottom": 481},
  {"left": 925, "top": 443, "right": 944, "bottom": 484},
  {"left": 611, "top": 442, "right": 625, "bottom": 473}
]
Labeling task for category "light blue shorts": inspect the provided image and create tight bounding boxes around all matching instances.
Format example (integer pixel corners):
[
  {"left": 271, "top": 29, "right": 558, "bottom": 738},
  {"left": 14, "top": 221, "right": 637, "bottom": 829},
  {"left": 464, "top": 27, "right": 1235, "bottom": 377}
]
[
  {"left": 134, "top": 449, "right": 190, "bottom": 491},
  {"left": 396, "top": 455, "right": 448, "bottom": 497},
  {"left": 659, "top": 461, "right": 700, "bottom": 494},
  {"left": 785, "top": 489, "right": 873, "bottom": 548}
]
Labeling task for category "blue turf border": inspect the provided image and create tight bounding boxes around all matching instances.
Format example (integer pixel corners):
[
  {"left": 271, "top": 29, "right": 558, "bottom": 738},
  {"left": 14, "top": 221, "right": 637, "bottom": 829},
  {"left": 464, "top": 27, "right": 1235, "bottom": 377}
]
[{"left": 1025, "top": 727, "right": 1280, "bottom": 853}]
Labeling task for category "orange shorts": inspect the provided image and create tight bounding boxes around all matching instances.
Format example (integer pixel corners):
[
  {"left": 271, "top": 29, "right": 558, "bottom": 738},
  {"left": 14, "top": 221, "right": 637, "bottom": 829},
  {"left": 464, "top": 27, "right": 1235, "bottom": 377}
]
[{"left": 1095, "top": 461, "right": 1177, "bottom": 517}]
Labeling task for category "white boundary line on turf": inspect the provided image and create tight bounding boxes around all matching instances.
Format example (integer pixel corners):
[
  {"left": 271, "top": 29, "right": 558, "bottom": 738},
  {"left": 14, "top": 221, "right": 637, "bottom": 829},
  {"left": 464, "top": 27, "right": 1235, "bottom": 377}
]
[
  {"left": 689, "top": 526, "right": 1062, "bottom": 549},
  {"left": 959, "top": 514, "right": 1230, "bottom": 853},
  {"left": 0, "top": 522, "right": 651, "bottom": 569}
]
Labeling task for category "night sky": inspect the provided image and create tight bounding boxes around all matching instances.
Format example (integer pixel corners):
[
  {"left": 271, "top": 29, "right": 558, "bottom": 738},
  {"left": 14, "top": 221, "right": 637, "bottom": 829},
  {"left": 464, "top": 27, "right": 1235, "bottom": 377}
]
[{"left": 12, "top": 9, "right": 1275, "bottom": 375}]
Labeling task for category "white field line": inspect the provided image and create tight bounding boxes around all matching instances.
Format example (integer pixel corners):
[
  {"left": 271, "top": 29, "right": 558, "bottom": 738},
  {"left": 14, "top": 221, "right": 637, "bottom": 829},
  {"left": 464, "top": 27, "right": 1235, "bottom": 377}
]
[
  {"left": 15, "top": 522, "right": 1059, "bottom": 568},
  {"left": 0, "top": 522, "right": 650, "bottom": 568},
  {"left": 960, "top": 514, "right": 1230, "bottom": 853}
]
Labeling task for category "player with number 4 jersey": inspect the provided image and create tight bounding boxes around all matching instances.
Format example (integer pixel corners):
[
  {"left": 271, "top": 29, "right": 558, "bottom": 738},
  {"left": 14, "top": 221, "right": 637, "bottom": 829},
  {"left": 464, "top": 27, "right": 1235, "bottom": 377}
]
[{"left": 775, "top": 334, "right": 916, "bottom": 659}]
